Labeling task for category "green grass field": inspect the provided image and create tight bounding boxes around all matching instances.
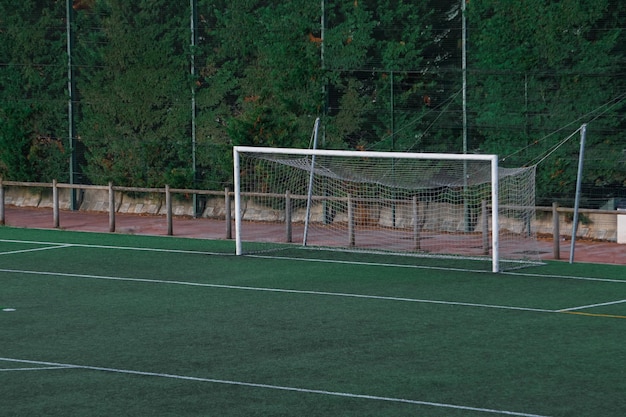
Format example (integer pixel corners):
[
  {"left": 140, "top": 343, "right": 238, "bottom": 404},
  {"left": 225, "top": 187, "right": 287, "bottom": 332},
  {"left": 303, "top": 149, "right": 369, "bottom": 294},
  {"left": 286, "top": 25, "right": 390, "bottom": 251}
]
[{"left": 1, "top": 226, "right": 625, "bottom": 416}]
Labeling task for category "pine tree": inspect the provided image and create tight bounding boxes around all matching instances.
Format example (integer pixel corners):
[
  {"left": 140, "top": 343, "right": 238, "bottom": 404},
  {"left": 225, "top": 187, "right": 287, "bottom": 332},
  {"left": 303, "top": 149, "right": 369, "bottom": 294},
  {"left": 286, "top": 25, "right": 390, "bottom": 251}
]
[
  {"left": 77, "top": 0, "right": 191, "bottom": 187},
  {"left": 0, "top": 0, "right": 68, "bottom": 181},
  {"left": 467, "top": 0, "right": 626, "bottom": 203}
]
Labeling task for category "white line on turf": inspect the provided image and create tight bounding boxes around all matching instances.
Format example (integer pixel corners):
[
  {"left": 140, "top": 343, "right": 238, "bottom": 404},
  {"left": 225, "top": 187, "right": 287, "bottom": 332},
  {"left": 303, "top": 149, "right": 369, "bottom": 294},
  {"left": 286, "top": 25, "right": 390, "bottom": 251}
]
[
  {"left": 558, "top": 299, "right": 626, "bottom": 312},
  {"left": 0, "top": 357, "right": 552, "bottom": 417},
  {"left": 0, "top": 366, "right": 78, "bottom": 372},
  {"left": 1, "top": 238, "right": 624, "bottom": 284},
  {"left": 0, "top": 267, "right": 554, "bottom": 314},
  {"left": 250, "top": 254, "right": 626, "bottom": 284},
  {"left": 0, "top": 238, "right": 228, "bottom": 256},
  {"left": 504, "top": 271, "right": 626, "bottom": 284},
  {"left": 0, "top": 244, "right": 72, "bottom": 256}
]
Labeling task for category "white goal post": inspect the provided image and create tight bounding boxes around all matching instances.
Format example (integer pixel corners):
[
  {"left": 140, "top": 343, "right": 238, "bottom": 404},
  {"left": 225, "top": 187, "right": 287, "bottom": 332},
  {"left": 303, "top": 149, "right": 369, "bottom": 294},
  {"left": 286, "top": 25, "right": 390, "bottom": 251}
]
[{"left": 233, "top": 146, "right": 538, "bottom": 273}]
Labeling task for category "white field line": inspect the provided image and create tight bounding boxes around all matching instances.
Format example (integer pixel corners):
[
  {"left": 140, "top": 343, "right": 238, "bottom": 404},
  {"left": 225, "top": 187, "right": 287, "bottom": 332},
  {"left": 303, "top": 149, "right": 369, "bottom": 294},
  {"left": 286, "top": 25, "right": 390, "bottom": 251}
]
[
  {"left": 1, "top": 238, "right": 624, "bottom": 284},
  {"left": 0, "top": 366, "right": 78, "bottom": 372},
  {"left": 250, "top": 254, "right": 626, "bottom": 284},
  {"left": 0, "top": 267, "right": 554, "bottom": 314},
  {"left": 0, "top": 244, "right": 72, "bottom": 256},
  {"left": 0, "top": 357, "right": 552, "bottom": 417},
  {"left": 0, "top": 239, "right": 228, "bottom": 256},
  {"left": 558, "top": 299, "right": 626, "bottom": 312},
  {"left": 504, "top": 271, "right": 626, "bottom": 284}
]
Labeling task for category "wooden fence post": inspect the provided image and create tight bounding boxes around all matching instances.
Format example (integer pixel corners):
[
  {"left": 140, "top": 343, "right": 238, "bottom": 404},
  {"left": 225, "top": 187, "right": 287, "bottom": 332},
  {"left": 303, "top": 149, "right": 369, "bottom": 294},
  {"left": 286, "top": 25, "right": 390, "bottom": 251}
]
[
  {"left": 412, "top": 196, "right": 420, "bottom": 250},
  {"left": 482, "top": 200, "right": 489, "bottom": 255},
  {"left": 166, "top": 185, "right": 173, "bottom": 236},
  {"left": 53, "top": 179, "right": 60, "bottom": 228},
  {"left": 225, "top": 187, "right": 232, "bottom": 239},
  {"left": 552, "top": 202, "right": 560, "bottom": 260},
  {"left": 285, "top": 190, "right": 292, "bottom": 243},
  {"left": 108, "top": 182, "right": 116, "bottom": 232},
  {"left": 348, "top": 194, "right": 355, "bottom": 247},
  {"left": 0, "top": 178, "right": 4, "bottom": 225}
]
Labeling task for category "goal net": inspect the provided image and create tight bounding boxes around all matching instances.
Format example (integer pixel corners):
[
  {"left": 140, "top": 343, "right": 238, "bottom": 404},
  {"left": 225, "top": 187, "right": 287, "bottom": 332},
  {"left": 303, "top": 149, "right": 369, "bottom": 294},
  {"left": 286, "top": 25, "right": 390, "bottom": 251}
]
[{"left": 233, "top": 146, "right": 539, "bottom": 272}]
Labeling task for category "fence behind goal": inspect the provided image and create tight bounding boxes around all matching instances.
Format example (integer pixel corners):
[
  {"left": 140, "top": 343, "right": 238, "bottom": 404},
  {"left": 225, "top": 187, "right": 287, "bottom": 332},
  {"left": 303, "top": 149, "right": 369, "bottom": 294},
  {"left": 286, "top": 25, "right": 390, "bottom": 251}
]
[{"left": 233, "top": 146, "right": 539, "bottom": 272}]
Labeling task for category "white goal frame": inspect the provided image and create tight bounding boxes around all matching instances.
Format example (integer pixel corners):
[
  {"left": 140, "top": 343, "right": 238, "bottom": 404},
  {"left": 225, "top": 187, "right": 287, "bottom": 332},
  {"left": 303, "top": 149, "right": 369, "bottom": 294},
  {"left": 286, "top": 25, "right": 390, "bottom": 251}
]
[{"left": 233, "top": 146, "right": 501, "bottom": 272}]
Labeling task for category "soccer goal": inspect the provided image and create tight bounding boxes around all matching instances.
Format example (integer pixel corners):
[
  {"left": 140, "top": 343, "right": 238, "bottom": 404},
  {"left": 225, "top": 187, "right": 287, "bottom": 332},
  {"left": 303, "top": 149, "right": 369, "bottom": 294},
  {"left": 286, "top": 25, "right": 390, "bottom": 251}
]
[{"left": 233, "top": 146, "right": 538, "bottom": 272}]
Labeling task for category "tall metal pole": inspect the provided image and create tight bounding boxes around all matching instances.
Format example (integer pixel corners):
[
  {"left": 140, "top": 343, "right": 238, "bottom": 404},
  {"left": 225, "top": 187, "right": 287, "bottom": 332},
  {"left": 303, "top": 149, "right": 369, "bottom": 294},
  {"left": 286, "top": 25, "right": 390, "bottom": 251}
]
[
  {"left": 190, "top": 0, "right": 198, "bottom": 217},
  {"left": 66, "top": 0, "right": 78, "bottom": 210},
  {"left": 320, "top": 0, "right": 327, "bottom": 145},
  {"left": 461, "top": 0, "right": 468, "bottom": 155},
  {"left": 461, "top": 0, "right": 470, "bottom": 231},
  {"left": 303, "top": 118, "right": 321, "bottom": 246},
  {"left": 569, "top": 124, "right": 587, "bottom": 264}
]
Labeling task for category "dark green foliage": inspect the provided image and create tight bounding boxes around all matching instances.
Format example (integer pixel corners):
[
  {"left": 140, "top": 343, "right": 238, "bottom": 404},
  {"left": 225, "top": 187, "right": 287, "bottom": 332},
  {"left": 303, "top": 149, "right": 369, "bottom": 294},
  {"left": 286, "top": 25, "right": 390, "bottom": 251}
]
[
  {"left": 467, "top": 0, "right": 626, "bottom": 203},
  {"left": 1, "top": 0, "right": 624, "bottom": 204},
  {"left": 0, "top": 1, "right": 68, "bottom": 181},
  {"left": 76, "top": 0, "right": 191, "bottom": 187}
]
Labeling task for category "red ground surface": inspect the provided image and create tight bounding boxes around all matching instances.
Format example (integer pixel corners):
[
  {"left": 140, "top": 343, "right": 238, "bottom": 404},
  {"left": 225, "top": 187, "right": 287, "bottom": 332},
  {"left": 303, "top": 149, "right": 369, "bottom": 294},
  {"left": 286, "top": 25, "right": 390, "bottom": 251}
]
[{"left": 2, "top": 206, "right": 625, "bottom": 265}]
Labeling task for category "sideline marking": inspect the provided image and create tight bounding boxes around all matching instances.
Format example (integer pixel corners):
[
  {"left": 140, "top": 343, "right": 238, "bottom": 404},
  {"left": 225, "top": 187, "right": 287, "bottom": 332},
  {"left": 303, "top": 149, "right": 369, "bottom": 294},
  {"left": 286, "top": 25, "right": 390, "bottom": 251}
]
[
  {"left": 0, "top": 267, "right": 554, "bottom": 314},
  {"left": 0, "top": 357, "right": 552, "bottom": 417}
]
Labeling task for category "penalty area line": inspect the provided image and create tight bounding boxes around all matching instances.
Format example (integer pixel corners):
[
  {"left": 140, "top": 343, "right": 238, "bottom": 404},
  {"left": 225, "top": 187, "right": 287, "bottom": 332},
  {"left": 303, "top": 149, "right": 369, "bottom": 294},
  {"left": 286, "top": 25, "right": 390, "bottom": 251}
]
[{"left": 0, "top": 357, "right": 551, "bottom": 417}]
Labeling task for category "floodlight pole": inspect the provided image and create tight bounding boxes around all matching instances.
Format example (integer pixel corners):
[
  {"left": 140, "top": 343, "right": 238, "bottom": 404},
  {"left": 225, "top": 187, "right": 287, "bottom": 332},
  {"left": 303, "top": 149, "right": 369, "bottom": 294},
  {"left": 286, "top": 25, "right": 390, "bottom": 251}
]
[
  {"left": 569, "top": 124, "right": 587, "bottom": 264},
  {"left": 461, "top": 0, "right": 470, "bottom": 232},
  {"left": 190, "top": 0, "right": 198, "bottom": 217},
  {"left": 66, "top": 0, "right": 78, "bottom": 210}
]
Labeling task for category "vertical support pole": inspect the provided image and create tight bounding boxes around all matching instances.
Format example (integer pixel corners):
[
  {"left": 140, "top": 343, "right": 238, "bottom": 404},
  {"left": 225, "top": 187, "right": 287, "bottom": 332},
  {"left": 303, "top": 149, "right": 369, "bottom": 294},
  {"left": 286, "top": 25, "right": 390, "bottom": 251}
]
[
  {"left": 0, "top": 178, "right": 4, "bottom": 225},
  {"left": 303, "top": 118, "right": 320, "bottom": 246},
  {"left": 490, "top": 156, "right": 500, "bottom": 273},
  {"left": 109, "top": 182, "right": 116, "bottom": 233},
  {"left": 225, "top": 187, "right": 232, "bottom": 239},
  {"left": 481, "top": 199, "right": 489, "bottom": 255},
  {"left": 166, "top": 185, "right": 173, "bottom": 236},
  {"left": 390, "top": 71, "right": 397, "bottom": 228},
  {"left": 552, "top": 202, "right": 560, "bottom": 260},
  {"left": 348, "top": 194, "right": 355, "bottom": 247},
  {"left": 190, "top": 0, "right": 198, "bottom": 217},
  {"left": 569, "top": 124, "right": 587, "bottom": 264},
  {"left": 53, "top": 180, "right": 60, "bottom": 228},
  {"left": 66, "top": 0, "right": 78, "bottom": 210},
  {"left": 233, "top": 148, "right": 243, "bottom": 255},
  {"left": 285, "top": 191, "right": 292, "bottom": 243},
  {"left": 462, "top": 0, "right": 470, "bottom": 232},
  {"left": 412, "top": 195, "right": 420, "bottom": 250}
]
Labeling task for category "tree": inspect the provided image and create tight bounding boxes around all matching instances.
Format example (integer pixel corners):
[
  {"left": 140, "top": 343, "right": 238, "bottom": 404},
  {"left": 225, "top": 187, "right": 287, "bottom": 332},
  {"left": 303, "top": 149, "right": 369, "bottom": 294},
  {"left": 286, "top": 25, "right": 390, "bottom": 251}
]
[
  {"left": 77, "top": 0, "right": 192, "bottom": 188},
  {"left": 467, "top": 0, "right": 626, "bottom": 203},
  {"left": 0, "top": 0, "right": 68, "bottom": 181}
]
